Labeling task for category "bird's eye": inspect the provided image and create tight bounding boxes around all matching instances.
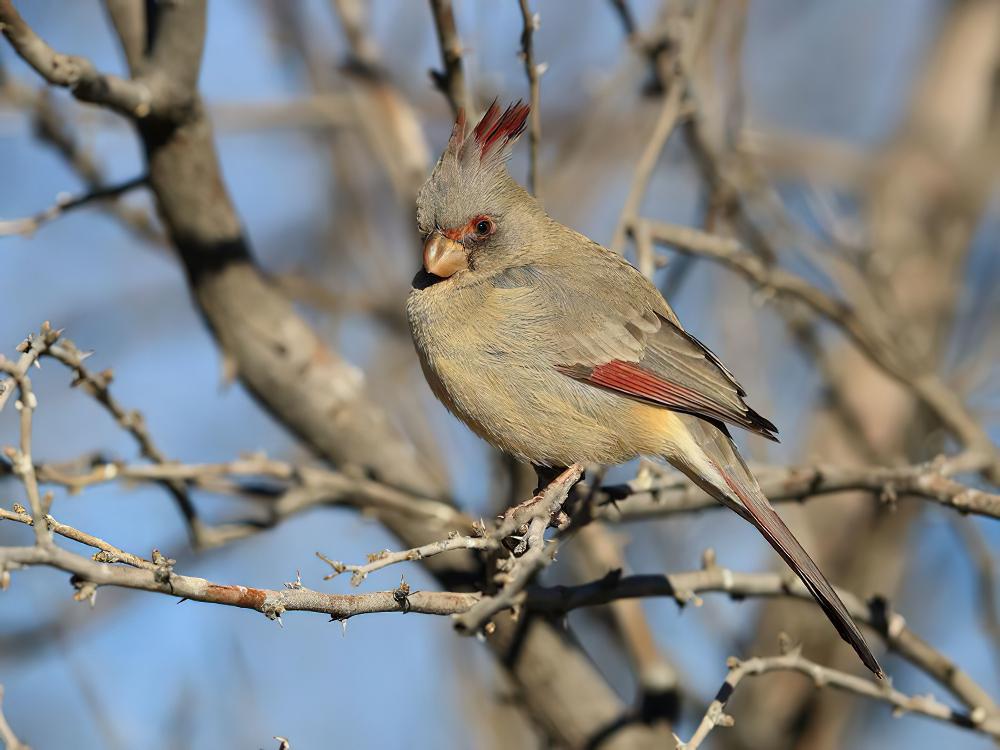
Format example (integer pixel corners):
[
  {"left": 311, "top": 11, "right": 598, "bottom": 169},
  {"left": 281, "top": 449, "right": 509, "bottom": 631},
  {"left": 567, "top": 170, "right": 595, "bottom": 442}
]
[{"left": 473, "top": 217, "right": 495, "bottom": 238}]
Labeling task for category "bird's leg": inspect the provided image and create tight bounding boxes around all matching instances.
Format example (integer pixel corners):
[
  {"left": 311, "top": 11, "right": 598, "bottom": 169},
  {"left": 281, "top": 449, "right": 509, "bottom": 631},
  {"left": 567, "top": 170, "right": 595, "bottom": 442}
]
[
  {"left": 533, "top": 464, "right": 583, "bottom": 495},
  {"left": 532, "top": 463, "right": 583, "bottom": 530}
]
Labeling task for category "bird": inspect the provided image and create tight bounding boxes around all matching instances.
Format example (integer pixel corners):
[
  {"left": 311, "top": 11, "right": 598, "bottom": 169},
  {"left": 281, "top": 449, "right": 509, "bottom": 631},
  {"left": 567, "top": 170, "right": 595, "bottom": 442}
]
[{"left": 406, "top": 100, "right": 883, "bottom": 678}]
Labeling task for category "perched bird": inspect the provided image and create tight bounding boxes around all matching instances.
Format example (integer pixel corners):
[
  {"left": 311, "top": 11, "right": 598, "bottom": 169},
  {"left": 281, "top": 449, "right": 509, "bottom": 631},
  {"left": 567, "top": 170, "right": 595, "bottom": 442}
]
[{"left": 407, "top": 101, "right": 883, "bottom": 678}]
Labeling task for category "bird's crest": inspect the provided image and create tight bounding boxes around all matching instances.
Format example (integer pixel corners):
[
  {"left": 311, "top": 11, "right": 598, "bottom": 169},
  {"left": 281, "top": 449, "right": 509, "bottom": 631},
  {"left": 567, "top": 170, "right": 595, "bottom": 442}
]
[{"left": 447, "top": 100, "right": 529, "bottom": 168}]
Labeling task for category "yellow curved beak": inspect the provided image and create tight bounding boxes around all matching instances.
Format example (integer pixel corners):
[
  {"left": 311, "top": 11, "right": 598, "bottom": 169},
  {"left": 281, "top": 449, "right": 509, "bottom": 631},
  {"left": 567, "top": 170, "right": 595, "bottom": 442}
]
[{"left": 423, "top": 232, "right": 467, "bottom": 278}]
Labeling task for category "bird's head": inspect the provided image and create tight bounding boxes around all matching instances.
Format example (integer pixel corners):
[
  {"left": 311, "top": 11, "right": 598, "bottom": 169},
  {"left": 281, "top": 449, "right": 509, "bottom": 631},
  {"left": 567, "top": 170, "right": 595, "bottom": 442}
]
[{"left": 414, "top": 101, "right": 545, "bottom": 287}]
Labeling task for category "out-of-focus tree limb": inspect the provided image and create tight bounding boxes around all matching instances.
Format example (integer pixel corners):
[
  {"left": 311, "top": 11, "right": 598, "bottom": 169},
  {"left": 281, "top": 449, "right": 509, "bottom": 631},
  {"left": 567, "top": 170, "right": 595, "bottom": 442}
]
[
  {"left": 638, "top": 218, "right": 1000, "bottom": 480},
  {"left": 0, "top": 686, "right": 29, "bottom": 750},
  {"left": 516, "top": 0, "right": 543, "bottom": 198},
  {"left": 0, "top": 0, "right": 158, "bottom": 118},
  {"left": 0, "top": 175, "right": 147, "bottom": 237},
  {"left": 427, "top": 0, "right": 471, "bottom": 117}
]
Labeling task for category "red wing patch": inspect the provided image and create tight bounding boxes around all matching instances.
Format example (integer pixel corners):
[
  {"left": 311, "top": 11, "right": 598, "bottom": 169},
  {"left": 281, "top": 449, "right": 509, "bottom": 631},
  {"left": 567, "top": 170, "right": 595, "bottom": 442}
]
[
  {"left": 588, "top": 361, "right": 726, "bottom": 416},
  {"left": 563, "top": 359, "right": 778, "bottom": 440}
]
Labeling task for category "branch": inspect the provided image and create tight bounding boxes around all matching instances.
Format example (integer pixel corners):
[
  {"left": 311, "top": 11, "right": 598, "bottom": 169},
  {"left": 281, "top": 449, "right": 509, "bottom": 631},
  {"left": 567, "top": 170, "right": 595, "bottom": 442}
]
[
  {"left": 0, "top": 0, "right": 159, "bottom": 118},
  {"left": 24, "top": 455, "right": 463, "bottom": 530},
  {"left": 681, "top": 648, "right": 1000, "bottom": 749},
  {"left": 516, "top": 0, "right": 544, "bottom": 198},
  {"left": 639, "top": 218, "right": 1000, "bottom": 478},
  {"left": 525, "top": 550, "right": 998, "bottom": 715},
  {"left": 7, "top": 507, "right": 995, "bottom": 726},
  {"left": 0, "top": 323, "right": 60, "bottom": 413},
  {"left": 0, "top": 543, "right": 477, "bottom": 621},
  {"left": 0, "top": 356, "right": 49, "bottom": 545},
  {"left": 428, "top": 0, "right": 472, "bottom": 117},
  {"left": 318, "top": 532, "right": 496, "bottom": 587},
  {"left": 610, "top": 60, "right": 685, "bottom": 257},
  {"left": 43, "top": 338, "right": 207, "bottom": 547},
  {"left": 346, "top": 464, "right": 583, "bottom": 634},
  {"left": 0, "top": 506, "right": 155, "bottom": 571},
  {"left": 593, "top": 456, "right": 1000, "bottom": 522},
  {"left": 0, "top": 175, "right": 147, "bottom": 237}
]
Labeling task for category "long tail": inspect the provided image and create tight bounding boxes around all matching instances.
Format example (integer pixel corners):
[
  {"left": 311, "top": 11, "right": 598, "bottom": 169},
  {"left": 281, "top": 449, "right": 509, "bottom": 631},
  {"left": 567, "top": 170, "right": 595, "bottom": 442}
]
[{"left": 668, "top": 416, "right": 885, "bottom": 678}]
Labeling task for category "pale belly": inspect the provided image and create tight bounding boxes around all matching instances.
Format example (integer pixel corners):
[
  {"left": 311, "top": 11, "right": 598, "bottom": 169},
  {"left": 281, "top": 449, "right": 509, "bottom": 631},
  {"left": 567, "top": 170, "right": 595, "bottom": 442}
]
[{"left": 407, "top": 286, "right": 666, "bottom": 466}]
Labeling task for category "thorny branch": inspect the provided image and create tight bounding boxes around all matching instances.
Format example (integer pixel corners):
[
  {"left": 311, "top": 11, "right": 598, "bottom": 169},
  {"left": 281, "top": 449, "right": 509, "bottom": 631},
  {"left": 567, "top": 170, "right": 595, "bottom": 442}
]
[
  {"left": 680, "top": 645, "right": 1000, "bottom": 749},
  {"left": 592, "top": 456, "right": 1000, "bottom": 522},
  {"left": 42, "top": 337, "right": 207, "bottom": 547},
  {"left": 318, "top": 533, "right": 496, "bottom": 587}
]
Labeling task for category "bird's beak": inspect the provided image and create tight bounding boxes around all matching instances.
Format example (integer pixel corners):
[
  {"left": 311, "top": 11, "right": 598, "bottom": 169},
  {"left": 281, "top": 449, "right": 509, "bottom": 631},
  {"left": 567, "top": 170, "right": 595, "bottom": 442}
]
[{"left": 423, "top": 232, "right": 467, "bottom": 278}]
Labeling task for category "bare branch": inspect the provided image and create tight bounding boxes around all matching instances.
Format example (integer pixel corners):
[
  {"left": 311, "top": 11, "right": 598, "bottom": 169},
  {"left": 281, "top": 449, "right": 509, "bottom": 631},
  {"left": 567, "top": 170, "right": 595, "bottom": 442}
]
[
  {"left": 526, "top": 550, "right": 998, "bottom": 715},
  {"left": 428, "top": 0, "right": 472, "bottom": 117},
  {"left": 0, "top": 0, "right": 159, "bottom": 118},
  {"left": 318, "top": 532, "right": 496, "bottom": 587},
  {"left": 0, "top": 356, "right": 49, "bottom": 545},
  {"left": 593, "top": 455, "right": 1000, "bottom": 522},
  {"left": 516, "top": 0, "right": 543, "bottom": 198},
  {"left": 42, "top": 339, "right": 207, "bottom": 547},
  {"left": 453, "top": 464, "right": 583, "bottom": 633},
  {"left": 0, "top": 506, "right": 155, "bottom": 571},
  {"left": 639, "top": 218, "right": 1000, "bottom": 478},
  {"left": 0, "top": 542, "right": 478, "bottom": 621},
  {"left": 681, "top": 648, "right": 1000, "bottom": 749},
  {"left": 0, "top": 323, "right": 61, "bottom": 413},
  {"left": 0, "top": 175, "right": 147, "bottom": 237}
]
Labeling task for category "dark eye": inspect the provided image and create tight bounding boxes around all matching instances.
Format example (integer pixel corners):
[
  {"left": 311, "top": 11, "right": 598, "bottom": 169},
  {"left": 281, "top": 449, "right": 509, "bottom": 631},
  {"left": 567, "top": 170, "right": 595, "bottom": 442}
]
[{"left": 474, "top": 218, "right": 494, "bottom": 237}]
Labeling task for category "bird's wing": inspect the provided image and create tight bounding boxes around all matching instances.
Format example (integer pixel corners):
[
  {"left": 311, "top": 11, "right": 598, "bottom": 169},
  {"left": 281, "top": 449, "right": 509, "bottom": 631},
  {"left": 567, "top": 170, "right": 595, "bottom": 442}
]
[{"left": 554, "top": 275, "right": 777, "bottom": 440}]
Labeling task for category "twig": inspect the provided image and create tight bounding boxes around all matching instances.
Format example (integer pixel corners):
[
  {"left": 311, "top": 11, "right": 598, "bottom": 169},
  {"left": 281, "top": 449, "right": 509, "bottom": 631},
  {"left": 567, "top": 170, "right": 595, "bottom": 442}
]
[
  {"left": 318, "top": 531, "right": 496, "bottom": 586},
  {"left": 525, "top": 550, "right": 997, "bottom": 715},
  {"left": 428, "top": 0, "right": 472, "bottom": 117},
  {"left": 0, "top": 685, "right": 29, "bottom": 750},
  {"left": 23, "top": 455, "right": 463, "bottom": 528},
  {"left": 29, "top": 92, "right": 164, "bottom": 244},
  {"left": 611, "top": 82, "right": 685, "bottom": 255},
  {"left": 43, "top": 338, "right": 207, "bottom": 547},
  {"left": 592, "top": 455, "right": 1000, "bottom": 522},
  {"left": 0, "top": 542, "right": 478, "bottom": 622},
  {"left": 0, "top": 0, "right": 158, "bottom": 118},
  {"left": 0, "top": 506, "right": 155, "bottom": 571},
  {"left": 681, "top": 649, "right": 1000, "bottom": 748},
  {"left": 0, "top": 174, "right": 147, "bottom": 236},
  {"left": 0, "top": 323, "right": 60, "bottom": 413},
  {"left": 0, "top": 358, "right": 49, "bottom": 545},
  {"left": 516, "top": 0, "right": 543, "bottom": 198},
  {"left": 639, "top": 218, "right": 1000, "bottom": 478},
  {"left": 453, "top": 464, "right": 583, "bottom": 633}
]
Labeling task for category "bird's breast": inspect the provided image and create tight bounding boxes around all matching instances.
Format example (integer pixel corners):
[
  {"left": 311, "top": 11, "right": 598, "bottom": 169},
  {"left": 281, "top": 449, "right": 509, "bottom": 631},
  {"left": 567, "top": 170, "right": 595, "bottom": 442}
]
[{"left": 406, "top": 283, "right": 650, "bottom": 466}]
